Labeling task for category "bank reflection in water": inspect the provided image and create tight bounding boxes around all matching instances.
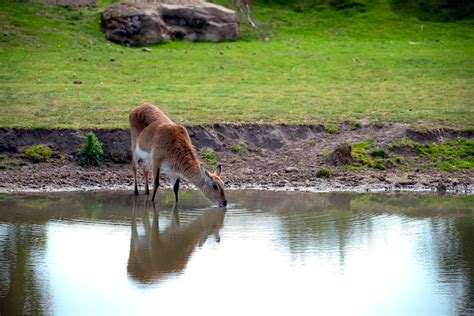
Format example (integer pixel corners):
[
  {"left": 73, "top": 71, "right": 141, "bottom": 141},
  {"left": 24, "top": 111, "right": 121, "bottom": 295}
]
[{"left": 127, "top": 199, "right": 226, "bottom": 285}]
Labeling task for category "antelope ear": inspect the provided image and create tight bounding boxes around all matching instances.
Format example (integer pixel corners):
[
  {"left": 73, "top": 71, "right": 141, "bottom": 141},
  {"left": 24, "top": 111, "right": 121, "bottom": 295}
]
[
  {"left": 200, "top": 164, "right": 210, "bottom": 180},
  {"left": 215, "top": 164, "right": 222, "bottom": 176}
]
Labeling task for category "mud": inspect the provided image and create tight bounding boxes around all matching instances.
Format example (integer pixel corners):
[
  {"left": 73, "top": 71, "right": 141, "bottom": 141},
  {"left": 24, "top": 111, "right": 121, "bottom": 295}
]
[{"left": 0, "top": 123, "right": 472, "bottom": 194}]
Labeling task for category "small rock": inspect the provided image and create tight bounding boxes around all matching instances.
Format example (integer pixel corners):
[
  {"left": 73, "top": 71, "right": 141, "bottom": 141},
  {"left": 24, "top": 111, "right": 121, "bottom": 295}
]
[
  {"left": 242, "top": 168, "right": 254, "bottom": 175},
  {"left": 437, "top": 183, "right": 447, "bottom": 193},
  {"left": 142, "top": 48, "right": 152, "bottom": 52},
  {"left": 285, "top": 167, "right": 299, "bottom": 173},
  {"left": 73, "top": 80, "right": 82, "bottom": 84}
]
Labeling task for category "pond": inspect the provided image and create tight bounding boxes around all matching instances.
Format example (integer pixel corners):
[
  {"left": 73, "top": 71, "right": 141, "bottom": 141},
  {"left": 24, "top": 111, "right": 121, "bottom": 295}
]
[{"left": 0, "top": 190, "right": 473, "bottom": 315}]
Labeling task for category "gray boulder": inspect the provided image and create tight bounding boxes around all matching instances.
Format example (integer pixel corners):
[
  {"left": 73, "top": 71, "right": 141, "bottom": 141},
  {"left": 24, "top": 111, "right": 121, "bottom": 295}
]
[{"left": 101, "top": 1, "right": 240, "bottom": 46}]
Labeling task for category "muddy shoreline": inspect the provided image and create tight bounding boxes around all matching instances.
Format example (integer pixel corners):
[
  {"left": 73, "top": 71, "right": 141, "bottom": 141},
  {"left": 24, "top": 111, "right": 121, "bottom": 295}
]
[{"left": 1, "top": 123, "right": 472, "bottom": 195}]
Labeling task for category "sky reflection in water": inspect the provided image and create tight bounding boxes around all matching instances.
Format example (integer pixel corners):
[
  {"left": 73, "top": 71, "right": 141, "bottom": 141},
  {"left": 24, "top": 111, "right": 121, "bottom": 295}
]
[{"left": 0, "top": 190, "right": 473, "bottom": 315}]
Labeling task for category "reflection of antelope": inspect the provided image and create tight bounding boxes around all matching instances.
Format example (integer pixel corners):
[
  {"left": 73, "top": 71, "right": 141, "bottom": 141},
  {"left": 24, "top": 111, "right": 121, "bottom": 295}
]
[{"left": 127, "top": 199, "right": 226, "bottom": 284}]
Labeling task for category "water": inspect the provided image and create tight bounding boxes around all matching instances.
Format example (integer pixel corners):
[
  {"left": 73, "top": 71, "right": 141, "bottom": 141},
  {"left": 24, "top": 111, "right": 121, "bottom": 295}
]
[{"left": 0, "top": 190, "right": 473, "bottom": 316}]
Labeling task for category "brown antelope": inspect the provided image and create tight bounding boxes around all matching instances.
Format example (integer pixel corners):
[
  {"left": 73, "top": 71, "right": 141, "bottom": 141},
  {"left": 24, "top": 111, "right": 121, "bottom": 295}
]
[
  {"left": 128, "top": 199, "right": 226, "bottom": 284},
  {"left": 129, "top": 103, "right": 227, "bottom": 207}
]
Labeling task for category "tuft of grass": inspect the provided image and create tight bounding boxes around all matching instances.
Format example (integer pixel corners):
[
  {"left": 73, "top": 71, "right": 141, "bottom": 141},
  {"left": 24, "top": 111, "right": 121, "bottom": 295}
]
[
  {"left": 22, "top": 144, "right": 52, "bottom": 162},
  {"left": 308, "top": 138, "right": 317, "bottom": 147},
  {"left": 325, "top": 124, "right": 338, "bottom": 134},
  {"left": 391, "top": 156, "right": 402, "bottom": 165},
  {"left": 0, "top": 1, "right": 472, "bottom": 129},
  {"left": 350, "top": 121, "right": 361, "bottom": 129},
  {"left": 316, "top": 167, "right": 332, "bottom": 178},
  {"left": 76, "top": 132, "right": 104, "bottom": 166},
  {"left": 350, "top": 139, "right": 386, "bottom": 170},
  {"left": 0, "top": 153, "right": 7, "bottom": 160},
  {"left": 200, "top": 151, "right": 217, "bottom": 166},
  {"left": 230, "top": 145, "right": 242, "bottom": 153},
  {"left": 414, "top": 137, "right": 473, "bottom": 171}
]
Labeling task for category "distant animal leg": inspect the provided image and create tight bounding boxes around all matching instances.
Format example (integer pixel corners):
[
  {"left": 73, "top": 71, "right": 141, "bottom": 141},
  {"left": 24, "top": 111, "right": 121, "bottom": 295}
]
[
  {"left": 143, "top": 164, "right": 150, "bottom": 195},
  {"left": 132, "top": 157, "right": 139, "bottom": 196},
  {"left": 151, "top": 163, "right": 160, "bottom": 202},
  {"left": 173, "top": 177, "right": 180, "bottom": 204}
]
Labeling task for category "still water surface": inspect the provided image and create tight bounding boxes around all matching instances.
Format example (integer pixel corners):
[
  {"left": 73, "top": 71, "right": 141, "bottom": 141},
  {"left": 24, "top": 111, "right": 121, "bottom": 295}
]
[{"left": 0, "top": 190, "right": 473, "bottom": 315}]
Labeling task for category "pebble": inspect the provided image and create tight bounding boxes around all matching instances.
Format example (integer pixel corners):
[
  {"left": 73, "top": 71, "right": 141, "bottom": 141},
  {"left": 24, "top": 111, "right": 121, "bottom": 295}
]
[
  {"left": 242, "top": 168, "right": 254, "bottom": 175},
  {"left": 285, "top": 167, "right": 299, "bottom": 173}
]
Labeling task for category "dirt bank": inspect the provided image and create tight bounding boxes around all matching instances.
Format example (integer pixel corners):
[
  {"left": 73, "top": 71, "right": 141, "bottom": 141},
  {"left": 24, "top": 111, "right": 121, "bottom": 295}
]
[{"left": 0, "top": 123, "right": 472, "bottom": 194}]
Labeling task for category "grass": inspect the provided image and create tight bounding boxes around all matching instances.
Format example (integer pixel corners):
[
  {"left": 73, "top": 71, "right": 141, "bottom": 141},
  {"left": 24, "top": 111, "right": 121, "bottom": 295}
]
[
  {"left": 0, "top": 0, "right": 473, "bottom": 128},
  {"left": 316, "top": 167, "right": 332, "bottom": 178},
  {"left": 414, "top": 137, "right": 474, "bottom": 171},
  {"left": 22, "top": 144, "right": 52, "bottom": 162},
  {"left": 230, "top": 145, "right": 242, "bottom": 153},
  {"left": 350, "top": 138, "right": 388, "bottom": 170},
  {"left": 200, "top": 151, "right": 217, "bottom": 166}
]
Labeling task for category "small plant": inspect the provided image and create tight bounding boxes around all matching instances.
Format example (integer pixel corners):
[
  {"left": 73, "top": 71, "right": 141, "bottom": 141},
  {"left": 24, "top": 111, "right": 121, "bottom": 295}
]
[
  {"left": 0, "top": 153, "right": 7, "bottom": 160},
  {"left": 23, "top": 144, "right": 52, "bottom": 162},
  {"left": 316, "top": 167, "right": 332, "bottom": 178},
  {"left": 230, "top": 145, "right": 242, "bottom": 153},
  {"left": 391, "top": 156, "right": 402, "bottom": 165},
  {"left": 325, "top": 124, "right": 338, "bottom": 134},
  {"left": 308, "top": 138, "right": 317, "bottom": 147},
  {"left": 200, "top": 151, "right": 217, "bottom": 166},
  {"left": 76, "top": 132, "right": 104, "bottom": 166},
  {"left": 351, "top": 121, "right": 361, "bottom": 129}
]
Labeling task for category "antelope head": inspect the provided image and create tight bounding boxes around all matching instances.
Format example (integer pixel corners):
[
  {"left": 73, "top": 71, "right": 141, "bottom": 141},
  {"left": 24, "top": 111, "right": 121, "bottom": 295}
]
[{"left": 199, "top": 164, "right": 227, "bottom": 207}]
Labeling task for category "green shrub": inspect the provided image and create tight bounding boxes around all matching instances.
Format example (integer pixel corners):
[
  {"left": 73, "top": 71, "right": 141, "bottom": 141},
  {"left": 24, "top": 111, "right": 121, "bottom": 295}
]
[
  {"left": 23, "top": 144, "right": 52, "bottom": 162},
  {"left": 230, "top": 145, "right": 242, "bottom": 153},
  {"left": 76, "top": 132, "right": 104, "bottom": 166},
  {"left": 316, "top": 167, "right": 332, "bottom": 178}
]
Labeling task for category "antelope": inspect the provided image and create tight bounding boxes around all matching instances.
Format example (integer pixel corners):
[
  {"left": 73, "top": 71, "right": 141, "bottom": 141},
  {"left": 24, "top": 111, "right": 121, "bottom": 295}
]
[
  {"left": 129, "top": 103, "right": 227, "bottom": 207},
  {"left": 128, "top": 199, "right": 226, "bottom": 284}
]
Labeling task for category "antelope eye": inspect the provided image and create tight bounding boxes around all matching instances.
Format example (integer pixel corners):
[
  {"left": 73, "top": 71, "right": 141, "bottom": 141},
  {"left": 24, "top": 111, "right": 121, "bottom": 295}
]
[{"left": 212, "top": 183, "right": 219, "bottom": 191}]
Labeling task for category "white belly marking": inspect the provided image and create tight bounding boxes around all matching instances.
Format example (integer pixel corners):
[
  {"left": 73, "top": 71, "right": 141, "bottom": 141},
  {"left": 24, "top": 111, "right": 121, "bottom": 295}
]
[{"left": 134, "top": 146, "right": 152, "bottom": 169}]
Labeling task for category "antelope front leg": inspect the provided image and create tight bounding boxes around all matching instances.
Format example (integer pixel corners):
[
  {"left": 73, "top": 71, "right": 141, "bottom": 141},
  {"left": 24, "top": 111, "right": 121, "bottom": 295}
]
[{"left": 172, "top": 177, "right": 180, "bottom": 204}]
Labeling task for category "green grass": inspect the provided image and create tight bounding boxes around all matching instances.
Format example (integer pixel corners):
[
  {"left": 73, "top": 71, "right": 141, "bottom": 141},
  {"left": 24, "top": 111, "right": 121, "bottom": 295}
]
[
  {"left": 414, "top": 137, "right": 474, "bottom": 171},
  {"left": 200, "top": 151, "right": 217, "bottom": 166},
  {"left": 22, "top": 144, "right": 52, "bottom": 162},
  {"left": 349, "top": 138, "right": 388, "bottom": 170},
  {"left": 0, "top": 0, "right": 473, "bottom": 128},
  {"left": 230, "top": 145, "right": 242, "bottom": 153},
  {"left": 315, "top": 167, "right": 332, "bottom": 178}
]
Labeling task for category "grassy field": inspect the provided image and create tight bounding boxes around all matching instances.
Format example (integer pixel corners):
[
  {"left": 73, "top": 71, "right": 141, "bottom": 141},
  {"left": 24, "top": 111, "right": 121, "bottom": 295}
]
[{"left": 0, "top": 0, "right": 473, "bottom": 128}]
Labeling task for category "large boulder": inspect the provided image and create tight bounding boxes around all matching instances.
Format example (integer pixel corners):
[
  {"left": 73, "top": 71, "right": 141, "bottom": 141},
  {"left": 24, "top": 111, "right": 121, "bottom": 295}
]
[{"left": 101, "top": 1, "right": 240, "bottom": 46}]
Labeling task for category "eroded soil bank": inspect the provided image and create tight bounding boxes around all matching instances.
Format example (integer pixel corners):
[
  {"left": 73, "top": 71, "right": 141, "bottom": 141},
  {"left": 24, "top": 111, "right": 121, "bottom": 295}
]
[{"left": 0, "top": 123, "right": 472, "bottom": 194}]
